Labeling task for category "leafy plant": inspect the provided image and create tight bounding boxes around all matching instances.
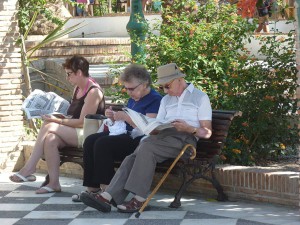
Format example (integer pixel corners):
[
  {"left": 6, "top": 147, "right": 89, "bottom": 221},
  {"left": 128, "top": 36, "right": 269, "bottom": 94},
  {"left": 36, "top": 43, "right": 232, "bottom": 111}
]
[
  {"left": 93, "top": 0, "right": 116, "bottom": 16},
  {"left": 18, "top": 0, "right": 64, "bottom": 36},
  {"left": 143, "top": 0, "right": 298, "bottom": 165},
  {"left": 223, "top": 31, "right": 298, "bottom": 165},
  {"left": 21, "top": 19, "right": 87, "bottom": 96},
  {"left": 104, "top": 65, "right": 130, "bottom": 104},
  {"left": 26, "top": 20, "right": 86, "bottom": 59},
  {"left": 18, "top": 1, "right": 88, "bottom": 136}
]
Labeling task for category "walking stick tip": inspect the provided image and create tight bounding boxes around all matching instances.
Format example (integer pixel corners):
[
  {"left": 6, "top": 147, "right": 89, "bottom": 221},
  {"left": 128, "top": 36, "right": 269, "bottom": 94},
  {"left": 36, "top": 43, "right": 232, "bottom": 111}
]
[{"left": 135, "top": 212, "right": 140, "bottom": 218}]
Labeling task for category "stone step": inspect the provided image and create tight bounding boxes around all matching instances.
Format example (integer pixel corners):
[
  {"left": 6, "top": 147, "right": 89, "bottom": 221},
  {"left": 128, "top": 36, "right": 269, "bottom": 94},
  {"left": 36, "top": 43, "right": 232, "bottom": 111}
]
[
  {"left": 29, "top": 46, "right": 131, "bottom": 57},
  {"left": 41, "top": 59, "right": 127, "bottom": 91},
  {"left": 25, "top": 37, "right": 131, "bottom": 48},
  {"left": 25, "top": 37, "right": 131, "bottom": 63}
]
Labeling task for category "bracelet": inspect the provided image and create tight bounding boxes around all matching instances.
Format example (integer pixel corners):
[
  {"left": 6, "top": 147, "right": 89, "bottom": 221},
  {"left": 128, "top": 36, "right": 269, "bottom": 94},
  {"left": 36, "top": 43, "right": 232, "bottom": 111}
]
[{"left": 192, "top": 127, "right": 197, "bottom": 135}]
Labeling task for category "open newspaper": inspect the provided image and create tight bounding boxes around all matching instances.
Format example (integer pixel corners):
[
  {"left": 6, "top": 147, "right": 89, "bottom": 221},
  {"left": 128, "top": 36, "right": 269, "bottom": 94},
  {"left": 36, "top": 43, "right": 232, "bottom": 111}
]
[
  {"left": 122, "top": 107, "right": 174, "bottom": 135},
  {"left": 22, "top": 89, "right": 70, "bottom": 119}
]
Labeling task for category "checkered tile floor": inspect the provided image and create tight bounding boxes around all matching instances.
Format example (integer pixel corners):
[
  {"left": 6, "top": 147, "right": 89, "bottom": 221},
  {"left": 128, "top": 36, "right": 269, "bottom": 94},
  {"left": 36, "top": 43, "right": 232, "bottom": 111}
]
[{"left": 0, "top": 173, "right": 299, "bottom": 225}]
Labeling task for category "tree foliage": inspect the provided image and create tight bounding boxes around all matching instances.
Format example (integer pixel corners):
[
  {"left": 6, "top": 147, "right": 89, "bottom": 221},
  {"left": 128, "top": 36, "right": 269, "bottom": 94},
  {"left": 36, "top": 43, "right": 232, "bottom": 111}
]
[
  {"left": 144, "top": 0, "right": 298, "bottom": 165},
  {"left": 18, "top": 0, "right": 64, "bottom": 36}
]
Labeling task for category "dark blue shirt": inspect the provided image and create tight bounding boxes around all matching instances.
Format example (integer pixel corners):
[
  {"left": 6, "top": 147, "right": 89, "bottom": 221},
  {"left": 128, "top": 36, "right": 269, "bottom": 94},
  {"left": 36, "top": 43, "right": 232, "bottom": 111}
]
[{"left": 126, "top": 89, "right": 162, "bottom": 131}]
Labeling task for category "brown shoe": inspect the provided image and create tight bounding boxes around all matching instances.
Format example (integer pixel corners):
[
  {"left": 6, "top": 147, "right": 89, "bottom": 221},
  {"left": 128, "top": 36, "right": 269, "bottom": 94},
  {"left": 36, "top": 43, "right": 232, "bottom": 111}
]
[
  {"left": 80, "top": 192, "right": 111, "bottom": 212},
  {"left": 117, "top": 197, "right": 144, "bottom": 213}
]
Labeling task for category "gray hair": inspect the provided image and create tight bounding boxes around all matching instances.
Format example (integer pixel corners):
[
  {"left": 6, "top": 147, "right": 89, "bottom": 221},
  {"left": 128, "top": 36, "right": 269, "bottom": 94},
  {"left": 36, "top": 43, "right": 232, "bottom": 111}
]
[{"left": 120, "top": 64, "right": 151, "bottom": 87}]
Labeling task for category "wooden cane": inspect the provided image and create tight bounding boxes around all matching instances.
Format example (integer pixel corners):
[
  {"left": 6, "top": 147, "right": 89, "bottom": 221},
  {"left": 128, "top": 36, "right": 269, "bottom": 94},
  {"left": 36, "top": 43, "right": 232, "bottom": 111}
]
[{"left": 135, "top": 144, "right": 197, "bottom": 218}]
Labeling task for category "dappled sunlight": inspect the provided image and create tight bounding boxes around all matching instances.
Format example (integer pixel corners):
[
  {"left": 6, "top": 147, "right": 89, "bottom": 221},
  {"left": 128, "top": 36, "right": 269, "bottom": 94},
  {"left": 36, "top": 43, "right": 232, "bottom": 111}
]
[
  {"left": 155, "top": 198, "right": 196, "bottom": 203},
  {"left": 217, "top": 207, "right": 257, "bottom": 212},
  {"left": 265, "top": 214, "right": 281, "bottom": 217},
  {"left": 155, "top": 198, "right": 176, "bottom": 203},
  {"left": 60, "top": 182, "right": 82, "bottom": 188},
  {"left": 223, "top": 204, "right": 243, "bottom": 208}
]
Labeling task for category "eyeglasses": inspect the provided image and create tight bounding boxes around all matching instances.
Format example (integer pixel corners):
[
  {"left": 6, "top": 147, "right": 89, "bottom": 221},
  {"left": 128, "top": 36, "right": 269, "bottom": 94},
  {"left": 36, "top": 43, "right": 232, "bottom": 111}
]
[
  {"left": 158, "top": 79, "right": 176, "bottom": 90},
  {"left": 66, "top": 71, "right": 74, "bottom": 77},
  {"left": 123, "top": 83, "right": 142, "bottom": 92}
]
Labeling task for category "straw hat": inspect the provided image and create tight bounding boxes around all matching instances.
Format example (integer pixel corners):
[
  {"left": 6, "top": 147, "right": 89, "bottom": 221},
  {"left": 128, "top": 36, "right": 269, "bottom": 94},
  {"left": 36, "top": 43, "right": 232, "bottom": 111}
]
[{"left": 156, "top": 63, "right": 185, "bottom": 84}]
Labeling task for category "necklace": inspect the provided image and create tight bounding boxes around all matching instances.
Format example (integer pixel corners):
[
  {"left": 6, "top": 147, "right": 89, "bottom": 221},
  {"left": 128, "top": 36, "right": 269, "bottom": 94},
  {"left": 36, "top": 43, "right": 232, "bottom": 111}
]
[
  {"left": 130, "top": 88, "right": 150, "bottom": 109},
  {"left": 131, "top": 100, "right": 139, "bottom": 109}
]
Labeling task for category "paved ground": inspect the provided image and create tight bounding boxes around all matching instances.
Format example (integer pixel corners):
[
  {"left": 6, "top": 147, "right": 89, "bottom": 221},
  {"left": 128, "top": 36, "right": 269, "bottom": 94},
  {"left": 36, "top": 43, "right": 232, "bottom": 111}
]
[{"left": 0, "top": 172, "right": 299, "bottom": 225}]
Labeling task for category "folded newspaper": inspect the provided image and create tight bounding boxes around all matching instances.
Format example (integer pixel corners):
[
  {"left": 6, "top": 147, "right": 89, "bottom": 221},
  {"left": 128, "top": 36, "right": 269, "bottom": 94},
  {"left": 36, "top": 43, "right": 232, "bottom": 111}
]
[
  {"left": 22, "top": 89, "right": 70, "bottom": 119},
  {"left": 122, "top": 107, "right": 174, "bottom": 135}
]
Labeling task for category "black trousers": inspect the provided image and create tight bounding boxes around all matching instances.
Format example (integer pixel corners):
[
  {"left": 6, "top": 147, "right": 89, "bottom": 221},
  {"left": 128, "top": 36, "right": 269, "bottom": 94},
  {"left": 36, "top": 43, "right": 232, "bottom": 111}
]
[{"left": 82, "top": 131, "right": 142, "bottom": 188}]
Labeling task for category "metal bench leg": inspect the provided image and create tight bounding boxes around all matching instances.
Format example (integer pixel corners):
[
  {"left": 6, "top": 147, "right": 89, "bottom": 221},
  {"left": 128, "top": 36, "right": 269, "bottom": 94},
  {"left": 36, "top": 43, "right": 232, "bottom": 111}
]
[
  {"left": 171, "top": 161, "right": 227, "bottom": 206},
  {"left": 169, "top": 174, "right": 196, "bottom": 208},
  {"left": 169, "top": 167, "right": 187, "bottom": 208},
  {"left": 135, "top": 144, "right": 197, "bottom": 218},
  {"left": 211, "top": 172, "right": 228, "bottom": 201}
]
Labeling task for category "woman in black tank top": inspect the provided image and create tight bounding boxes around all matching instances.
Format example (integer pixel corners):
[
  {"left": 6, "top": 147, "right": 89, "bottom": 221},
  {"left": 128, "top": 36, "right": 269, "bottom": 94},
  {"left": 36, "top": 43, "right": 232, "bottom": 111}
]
[{"left": 9, "top": 56, "right": 105, "bottom": 194}]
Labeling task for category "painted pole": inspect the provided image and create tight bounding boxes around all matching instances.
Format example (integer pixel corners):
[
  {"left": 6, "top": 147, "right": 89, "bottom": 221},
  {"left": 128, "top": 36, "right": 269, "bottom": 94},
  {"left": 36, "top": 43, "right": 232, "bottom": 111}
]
[{"left": 126, "top": 0, "right": 147, "bottom": 64}]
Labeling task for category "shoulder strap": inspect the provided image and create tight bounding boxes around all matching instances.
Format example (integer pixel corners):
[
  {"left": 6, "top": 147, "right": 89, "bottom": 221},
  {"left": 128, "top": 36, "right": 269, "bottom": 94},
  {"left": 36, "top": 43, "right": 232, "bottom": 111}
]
[{"left": 85, "top": 85, "right": 99, "bottom": 95}]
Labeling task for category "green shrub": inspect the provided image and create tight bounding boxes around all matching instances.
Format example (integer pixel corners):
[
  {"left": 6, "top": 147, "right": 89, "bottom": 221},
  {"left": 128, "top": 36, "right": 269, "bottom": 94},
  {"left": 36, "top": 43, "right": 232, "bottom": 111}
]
[
  {"left": 143, "top": 0, "right": 298, "bottom": 165},
  {"left": 222, "top": 31, "right": 298, "bottom": 165},
  {"left": 18, "top": 0, "right": 63, "bottom": 36}
]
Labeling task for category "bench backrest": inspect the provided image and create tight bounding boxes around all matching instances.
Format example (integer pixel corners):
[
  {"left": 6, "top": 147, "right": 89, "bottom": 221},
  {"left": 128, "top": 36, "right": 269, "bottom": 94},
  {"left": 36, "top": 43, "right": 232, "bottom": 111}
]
[
  {"left": 58, "top": 106, "right": 241, "bottom": 168},
  {"left": 197, "top": 110, "right": 242, "bottom": 159}
]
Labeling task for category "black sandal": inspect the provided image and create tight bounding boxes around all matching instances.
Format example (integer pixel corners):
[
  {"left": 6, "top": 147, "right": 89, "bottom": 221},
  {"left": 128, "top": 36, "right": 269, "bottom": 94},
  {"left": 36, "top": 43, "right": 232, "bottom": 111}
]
[{"left": 72, "top": 188, "right": 102, "bottom": 202}]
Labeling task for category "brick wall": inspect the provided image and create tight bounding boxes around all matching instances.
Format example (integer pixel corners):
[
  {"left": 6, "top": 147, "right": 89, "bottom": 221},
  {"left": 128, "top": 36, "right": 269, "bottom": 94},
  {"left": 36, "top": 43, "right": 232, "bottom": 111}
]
[
  {"left": 294, "top": 0, "right": 300, "bottom": 208},
  {"left": 0, "top": 0, "right": 25, "bottom": 171},
  {"left": 214, "top": 166, "right": 299, "bottom": 206},
  {"left": 153, "top": 166, "right": 299, "bottom": 207}
]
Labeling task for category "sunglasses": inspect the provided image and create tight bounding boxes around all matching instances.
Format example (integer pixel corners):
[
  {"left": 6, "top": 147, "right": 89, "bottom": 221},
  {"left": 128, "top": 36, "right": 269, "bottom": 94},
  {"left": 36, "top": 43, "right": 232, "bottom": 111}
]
[
  {"left": 123, "top": 83, "right": 142, "bottom": 92},
  {"left": 158, "top": 79, "right": 176, "bottom": 90},
  {"left": 66, "top": 71, "right": 75, "bottom": 77}
]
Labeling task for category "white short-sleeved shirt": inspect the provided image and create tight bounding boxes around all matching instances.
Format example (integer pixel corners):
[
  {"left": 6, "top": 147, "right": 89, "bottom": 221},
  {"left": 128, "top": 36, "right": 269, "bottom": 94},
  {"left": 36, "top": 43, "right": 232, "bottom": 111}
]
[{"left": 156, "top": 83, "right": 212, "bottom": 128}]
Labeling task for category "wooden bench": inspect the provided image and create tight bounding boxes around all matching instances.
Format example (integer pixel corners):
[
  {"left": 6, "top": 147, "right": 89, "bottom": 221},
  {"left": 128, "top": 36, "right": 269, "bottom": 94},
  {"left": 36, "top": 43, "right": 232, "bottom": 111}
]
[{"left": 43, "top": 107, "right": 241, "bottom": 207}]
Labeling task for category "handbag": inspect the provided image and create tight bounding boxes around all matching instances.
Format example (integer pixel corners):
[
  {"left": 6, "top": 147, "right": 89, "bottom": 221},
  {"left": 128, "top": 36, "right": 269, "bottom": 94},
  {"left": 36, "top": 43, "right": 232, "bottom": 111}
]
[{"left": 83, "top": 114, "right": 107, "bottom": 141}]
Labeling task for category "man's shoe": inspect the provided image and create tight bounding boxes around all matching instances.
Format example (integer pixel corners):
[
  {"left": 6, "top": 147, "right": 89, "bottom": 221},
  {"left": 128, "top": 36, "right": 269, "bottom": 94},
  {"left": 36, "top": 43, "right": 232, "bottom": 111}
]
[
  {"left": 72, "top": 188, "right": 102, "bottom": 203},
  {"left": 117, "top": 197, "right": 144, "bottom": 213},
  {"left": 80, "top": 192, "right": 111, "bottom": 212}
]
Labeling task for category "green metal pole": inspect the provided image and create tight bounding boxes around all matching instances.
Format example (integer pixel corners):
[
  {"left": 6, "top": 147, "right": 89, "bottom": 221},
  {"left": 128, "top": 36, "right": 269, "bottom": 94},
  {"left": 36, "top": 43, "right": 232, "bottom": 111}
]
[{"left": 126, "top": 0, "right": 147, "bottom": 64}]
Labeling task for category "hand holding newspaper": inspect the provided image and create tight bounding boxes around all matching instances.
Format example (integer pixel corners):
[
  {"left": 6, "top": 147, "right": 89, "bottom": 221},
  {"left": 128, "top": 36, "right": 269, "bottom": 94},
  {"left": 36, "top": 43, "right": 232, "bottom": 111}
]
[
  {"left": 22, "top": 89, "right": 70, "bottom": 119},
  {"left": 122, "top": 107, "right": 174, "bottom": 135}
]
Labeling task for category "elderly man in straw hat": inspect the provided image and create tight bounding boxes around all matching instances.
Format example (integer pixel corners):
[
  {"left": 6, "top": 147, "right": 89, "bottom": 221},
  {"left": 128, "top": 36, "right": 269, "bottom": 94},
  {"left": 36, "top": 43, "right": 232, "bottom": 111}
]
[{"left": 80, "top": 63, "right": 212, "bottom": 213}]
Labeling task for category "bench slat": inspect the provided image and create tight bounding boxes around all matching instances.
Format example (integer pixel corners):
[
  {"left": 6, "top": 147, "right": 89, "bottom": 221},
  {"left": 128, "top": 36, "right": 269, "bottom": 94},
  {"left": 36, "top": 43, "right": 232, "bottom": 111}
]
[{"left": 212, "top": 119, "right": 232, "bottom": 126}]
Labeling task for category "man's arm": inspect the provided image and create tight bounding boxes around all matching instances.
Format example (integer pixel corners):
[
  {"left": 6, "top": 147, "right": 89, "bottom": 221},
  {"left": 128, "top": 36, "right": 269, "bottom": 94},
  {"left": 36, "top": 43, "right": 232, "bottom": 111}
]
[
  {"left": 192, "top": 120, "right": 212, "bottom": 139},
  {"left": 172, "top": 119, "right": 212, "bottom": 139}
]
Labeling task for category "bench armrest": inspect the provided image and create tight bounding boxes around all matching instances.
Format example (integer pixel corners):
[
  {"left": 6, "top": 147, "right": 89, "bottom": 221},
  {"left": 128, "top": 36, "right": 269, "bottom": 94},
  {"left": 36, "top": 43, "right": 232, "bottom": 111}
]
[{"left": 85, "top": 114, "right": 107, "bottom": 120}]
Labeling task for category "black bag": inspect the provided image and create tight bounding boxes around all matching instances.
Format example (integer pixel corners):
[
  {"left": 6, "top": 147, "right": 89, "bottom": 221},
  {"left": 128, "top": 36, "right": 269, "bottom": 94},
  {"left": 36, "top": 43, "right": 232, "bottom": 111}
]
[
  {"left": 257, "top": 0, "right": 271, "bottom": 17},
  {"left": 258, "top": 7, "right": 269, "bottom": 17}
]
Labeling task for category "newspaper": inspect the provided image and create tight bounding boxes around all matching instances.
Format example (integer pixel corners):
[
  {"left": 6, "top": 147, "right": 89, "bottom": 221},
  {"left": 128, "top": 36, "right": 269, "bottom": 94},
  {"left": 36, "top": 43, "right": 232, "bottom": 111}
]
[
  {"left": 22, "top": 89, "right": 70, "bottom": 119},
  {"left": 122, "top": 107, "right": 174, "bottom": 135}
]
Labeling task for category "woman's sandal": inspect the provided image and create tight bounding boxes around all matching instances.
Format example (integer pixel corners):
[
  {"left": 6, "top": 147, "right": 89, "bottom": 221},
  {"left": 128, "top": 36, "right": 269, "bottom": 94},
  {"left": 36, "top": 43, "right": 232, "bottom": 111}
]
[
  {"left": 72, "top": 188, "right": 102, "bottom": 202},
  {"left": 9, "top": 173, "right": 36, "bottom": 183},
  {"left": 35, "top": 186, "right": 62, "bottom": 194}
]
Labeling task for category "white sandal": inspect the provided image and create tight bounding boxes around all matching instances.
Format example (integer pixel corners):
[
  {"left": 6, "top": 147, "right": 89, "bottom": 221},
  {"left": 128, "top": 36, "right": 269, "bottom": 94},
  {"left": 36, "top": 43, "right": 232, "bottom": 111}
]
[
  {"left": 72, "top": 192, "right": 83, "bottom": 202},
  {"left": 9, "top": 173, "right": 36, "bottom": 183}
]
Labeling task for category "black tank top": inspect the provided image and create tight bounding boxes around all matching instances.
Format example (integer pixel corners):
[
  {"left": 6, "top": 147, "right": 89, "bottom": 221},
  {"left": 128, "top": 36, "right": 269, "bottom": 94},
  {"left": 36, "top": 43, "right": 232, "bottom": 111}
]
[{"left": 67, "top": 85, "right": 105, "bottom": 119}]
